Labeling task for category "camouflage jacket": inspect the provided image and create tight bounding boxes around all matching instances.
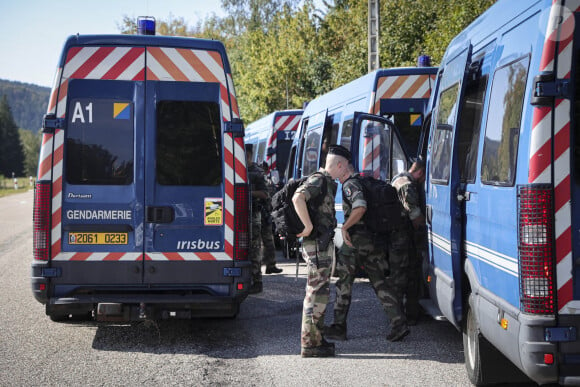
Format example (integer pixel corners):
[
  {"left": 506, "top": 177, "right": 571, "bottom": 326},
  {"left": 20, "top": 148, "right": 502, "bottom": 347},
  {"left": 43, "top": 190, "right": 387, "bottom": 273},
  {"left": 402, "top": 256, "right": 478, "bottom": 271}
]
[
  {"left": 248, "top": 162, "right": 268, "bottom": 209},
  {"left": 295, "top": 170, "right": 337, "bottom": 240},
  {"left": 342, "top": 173, "right": 367, "bottom": 229},
  {"left": 392, "top": 172, "right": 422, "bottom": 221}
]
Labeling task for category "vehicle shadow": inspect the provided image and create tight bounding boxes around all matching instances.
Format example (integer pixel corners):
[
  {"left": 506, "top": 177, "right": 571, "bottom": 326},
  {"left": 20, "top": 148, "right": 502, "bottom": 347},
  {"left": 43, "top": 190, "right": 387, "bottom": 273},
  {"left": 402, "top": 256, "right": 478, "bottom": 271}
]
[{"left": 89, "top": 268, "right": 466, "bottom": 365}]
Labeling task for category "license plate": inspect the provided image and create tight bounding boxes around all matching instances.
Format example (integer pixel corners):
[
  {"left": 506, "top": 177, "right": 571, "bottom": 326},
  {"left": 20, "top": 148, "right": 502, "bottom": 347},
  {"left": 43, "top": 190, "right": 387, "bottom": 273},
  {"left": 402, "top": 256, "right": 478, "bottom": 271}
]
[{"left": 68, "top": 232, "right": 128, "bottom": 245}]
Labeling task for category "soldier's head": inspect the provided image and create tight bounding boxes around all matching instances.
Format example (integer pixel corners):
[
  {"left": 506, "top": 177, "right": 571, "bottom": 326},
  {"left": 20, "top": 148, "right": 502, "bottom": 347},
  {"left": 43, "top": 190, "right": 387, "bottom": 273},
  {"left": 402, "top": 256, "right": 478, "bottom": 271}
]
[
  {"left": 325, "top": 145, "right": 353, "bottom": 182},
  {"left": 410, "top": 159, "right": 426, "bottom": 183}
]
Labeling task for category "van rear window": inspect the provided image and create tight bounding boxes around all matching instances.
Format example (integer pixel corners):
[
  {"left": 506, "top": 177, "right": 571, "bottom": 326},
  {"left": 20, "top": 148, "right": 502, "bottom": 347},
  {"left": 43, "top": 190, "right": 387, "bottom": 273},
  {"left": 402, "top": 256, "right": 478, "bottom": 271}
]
[
  {"left": 66, "top": 99, "right": 134, "bottom": 185},
  {"left": 156, "top": 101, "right": 222, "bottom": 186}
]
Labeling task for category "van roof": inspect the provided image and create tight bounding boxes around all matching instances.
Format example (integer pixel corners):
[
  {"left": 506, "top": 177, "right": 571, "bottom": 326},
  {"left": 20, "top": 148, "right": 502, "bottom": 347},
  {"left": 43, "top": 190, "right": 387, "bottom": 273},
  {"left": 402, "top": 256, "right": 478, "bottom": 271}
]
[
  {"left": 302, "top": 66, "right": 437, "bottom": 117},
  {"left": 443, "top": 0, "right": 543, "bottom": 60},
  {"left": 58, "top": 34, "right": 231, "bottom": 72},
  {"left": 245, "top": 110, "right": 303, "bottom": 141}
]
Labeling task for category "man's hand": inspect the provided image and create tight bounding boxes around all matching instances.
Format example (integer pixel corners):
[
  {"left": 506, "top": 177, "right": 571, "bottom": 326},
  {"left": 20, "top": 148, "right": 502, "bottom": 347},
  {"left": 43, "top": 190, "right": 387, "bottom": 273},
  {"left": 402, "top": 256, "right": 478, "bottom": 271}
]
[
  {"left": 297, "top": 224, "right": 313, "bottom": 238},
  {"left": 341, "top": 228, "right": 353, "bottom": 247}
]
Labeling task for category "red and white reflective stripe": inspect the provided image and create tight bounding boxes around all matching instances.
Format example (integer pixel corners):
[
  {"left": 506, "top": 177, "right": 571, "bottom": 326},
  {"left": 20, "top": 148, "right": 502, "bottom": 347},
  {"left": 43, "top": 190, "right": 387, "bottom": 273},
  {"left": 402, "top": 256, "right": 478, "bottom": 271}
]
[
  {"left": 530, "top": 1, "right": 579, "bottom": 313},
  {"left": 37, "top": 133, "right": 54, "bottom": 181},
  {"left": 63, "top": 46, "right": 145, "bottom": 81},
  {"left": 265, "top": 114, "right": 302, "bottom": 172},
  {"left": 53, "top": 252, "right": 143, "bottom": 262},
  {"left": 49, "top": 129, "right": 64, "bottom": 259},
  {"left": 371, "top": 74, "right": 435, "bottom": 114}
]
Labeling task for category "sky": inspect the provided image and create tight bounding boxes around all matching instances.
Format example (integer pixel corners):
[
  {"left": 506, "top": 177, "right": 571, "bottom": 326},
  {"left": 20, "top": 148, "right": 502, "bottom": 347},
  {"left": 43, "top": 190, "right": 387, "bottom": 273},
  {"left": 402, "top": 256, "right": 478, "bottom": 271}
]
[{"left": 0, "top": 0, "right": 226, "bottom": 88}]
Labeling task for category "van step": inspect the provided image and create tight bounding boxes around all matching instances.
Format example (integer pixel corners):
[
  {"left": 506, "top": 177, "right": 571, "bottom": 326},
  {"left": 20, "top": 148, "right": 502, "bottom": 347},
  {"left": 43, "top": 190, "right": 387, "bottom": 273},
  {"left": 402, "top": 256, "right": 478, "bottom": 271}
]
[{"left": 419, "top": 299, "right": 447, "bottom": 321}]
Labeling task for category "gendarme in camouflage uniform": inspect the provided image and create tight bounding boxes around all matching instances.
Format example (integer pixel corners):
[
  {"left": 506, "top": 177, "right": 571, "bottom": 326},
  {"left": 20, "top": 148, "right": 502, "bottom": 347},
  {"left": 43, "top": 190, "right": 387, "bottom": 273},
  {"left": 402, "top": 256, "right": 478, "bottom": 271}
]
[
  {"left": 392, "top": 170, "right": 427, "bottom": 322},
  {"left": 248, "top": 161, "right": 268, "bottom": 288},
  {"left": 295, "top": 171, "right": 337, "bottom": 350},
  {"left": 331, "top": 173, "right": 409, "bottom": 340}
]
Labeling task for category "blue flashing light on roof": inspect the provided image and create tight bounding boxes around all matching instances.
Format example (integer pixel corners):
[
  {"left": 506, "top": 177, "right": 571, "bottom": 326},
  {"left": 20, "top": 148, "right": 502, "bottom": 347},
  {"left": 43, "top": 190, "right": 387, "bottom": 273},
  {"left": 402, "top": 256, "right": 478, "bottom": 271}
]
[
  {"left": 137, "top": 16, "right": 156, "bottom": 35},
  {"left": 417, "top": 55, "right": 431, "bottom": 67}
]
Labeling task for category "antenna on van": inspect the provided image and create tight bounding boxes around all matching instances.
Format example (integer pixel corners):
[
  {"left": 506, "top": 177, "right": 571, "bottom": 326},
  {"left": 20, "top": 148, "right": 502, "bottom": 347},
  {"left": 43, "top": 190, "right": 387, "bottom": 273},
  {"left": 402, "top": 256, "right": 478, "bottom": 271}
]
[{"left": 137, "top": 16, "right": 156, "bottom": 35}]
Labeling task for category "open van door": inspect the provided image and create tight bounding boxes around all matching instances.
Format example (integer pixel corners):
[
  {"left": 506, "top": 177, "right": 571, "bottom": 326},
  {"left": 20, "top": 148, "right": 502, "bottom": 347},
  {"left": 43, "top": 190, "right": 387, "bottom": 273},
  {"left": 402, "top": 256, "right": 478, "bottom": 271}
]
[
  {"left": 425, "top": 44, "right": 472, "bottom": 327},
  {"left": 352, "top": 112, "right": 410, "bottom": 180}
]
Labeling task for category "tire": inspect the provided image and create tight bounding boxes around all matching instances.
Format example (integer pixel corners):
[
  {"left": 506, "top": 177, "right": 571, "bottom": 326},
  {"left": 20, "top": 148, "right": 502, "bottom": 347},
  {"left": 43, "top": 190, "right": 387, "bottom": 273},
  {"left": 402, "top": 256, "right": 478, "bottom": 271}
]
[
  {"left": 462, "top": 297, "right": 528, "bottom": 386},
  {"left": 463, "top": 301, "right": 486, "bottom": 385}
]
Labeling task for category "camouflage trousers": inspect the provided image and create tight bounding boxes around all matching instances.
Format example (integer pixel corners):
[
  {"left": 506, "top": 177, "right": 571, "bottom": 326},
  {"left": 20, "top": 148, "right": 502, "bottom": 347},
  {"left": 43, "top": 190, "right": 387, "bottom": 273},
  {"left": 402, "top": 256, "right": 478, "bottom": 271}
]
[
  {"left": 301, "top": 238, "right": 332, "bottom": 348},
  {"left": 333, "top": 229, "right": 408, "bottom": 330},
  {"left": 405, "top": 226, "right": 427, "bottom": 318},
  {"left": 387, "top": 225, "right": 411, "bottom": 302},
  {"left": 260, "top": 210, "right": 277, "bottom": 268},
  {"left": 249, "top": 210, "right": 277, "bottom": 283}
]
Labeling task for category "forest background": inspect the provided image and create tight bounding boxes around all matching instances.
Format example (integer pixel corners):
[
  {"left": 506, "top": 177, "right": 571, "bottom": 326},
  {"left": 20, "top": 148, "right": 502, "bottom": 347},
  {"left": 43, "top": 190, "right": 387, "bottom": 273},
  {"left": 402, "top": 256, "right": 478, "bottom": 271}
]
[{"left": 0, "top": 0, "right": 495, "bottom": 178}]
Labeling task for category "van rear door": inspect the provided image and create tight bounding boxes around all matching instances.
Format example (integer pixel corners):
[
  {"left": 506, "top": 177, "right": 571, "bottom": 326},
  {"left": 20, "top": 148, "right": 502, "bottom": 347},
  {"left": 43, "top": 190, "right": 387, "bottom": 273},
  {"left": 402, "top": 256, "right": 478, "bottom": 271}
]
[
  {"left": 59, "top": 78, "right": 144, "bottom": 285},
  {"left": 143, "top": 80, "right": 228, "bottom": 284},
  {"left": 425, "top": 44, "right": 472, "bottom": 327}
]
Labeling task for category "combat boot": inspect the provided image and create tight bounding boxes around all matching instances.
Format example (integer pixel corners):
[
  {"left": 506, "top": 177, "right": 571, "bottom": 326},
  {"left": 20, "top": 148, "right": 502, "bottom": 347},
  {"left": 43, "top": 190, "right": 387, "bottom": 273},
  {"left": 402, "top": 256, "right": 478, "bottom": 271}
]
[
  {"left": 248, "top": 281, "right": 263, "bottom": 294},
  {"left": 386, "top": 324, "right": 410, "bottom": 342},
  {"left": 301, "top": 339, "right": 335, "bottom": 358},
  {"left": 265, "top": 265, "right": 283, "bottom": 274},
  {"left": 324, "top": 323, "right": 347, "bottom": 341}
]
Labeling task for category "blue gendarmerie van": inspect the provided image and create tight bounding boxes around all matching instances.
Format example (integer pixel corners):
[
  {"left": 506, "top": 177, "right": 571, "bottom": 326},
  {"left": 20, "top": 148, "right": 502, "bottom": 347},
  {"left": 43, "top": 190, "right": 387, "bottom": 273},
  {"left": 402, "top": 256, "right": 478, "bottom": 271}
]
[
  {"left": 31, "top": 19, "right": 251, "bottom": 322},
  {"left": 421, "top": 1, "right": 580, "bottom": 384}
]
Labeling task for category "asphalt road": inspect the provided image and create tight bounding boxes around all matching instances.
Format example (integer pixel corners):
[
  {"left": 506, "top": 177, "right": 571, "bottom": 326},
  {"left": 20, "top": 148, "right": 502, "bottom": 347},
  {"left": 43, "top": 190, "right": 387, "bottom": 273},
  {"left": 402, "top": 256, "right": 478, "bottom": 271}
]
[{"left": 0, "top": 190, "right": 473, "bottom": 386}]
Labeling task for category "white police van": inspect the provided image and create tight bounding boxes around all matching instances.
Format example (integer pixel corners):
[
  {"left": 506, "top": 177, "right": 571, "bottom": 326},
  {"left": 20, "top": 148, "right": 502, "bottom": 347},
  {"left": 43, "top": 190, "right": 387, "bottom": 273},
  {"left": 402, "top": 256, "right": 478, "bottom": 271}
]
[
  {"left": 31, "top": 19, "right": 251, "bottom": 322},
  {"left": 245, "top": 109, "right": 302, "bottom": 185},
  {"left": 421, "top": 0, "right": 580, "bottom": 384}
]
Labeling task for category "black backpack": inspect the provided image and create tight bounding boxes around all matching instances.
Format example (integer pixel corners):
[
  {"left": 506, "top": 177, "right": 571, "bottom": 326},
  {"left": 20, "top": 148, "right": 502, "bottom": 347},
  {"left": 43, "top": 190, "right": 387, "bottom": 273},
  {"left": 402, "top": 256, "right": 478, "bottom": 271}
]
[
  {"left": 350, "top": 175, "right": 403, "bottom": 234},
  {"left": 271, "top": 172, "right": 327, "bottom": 240}
]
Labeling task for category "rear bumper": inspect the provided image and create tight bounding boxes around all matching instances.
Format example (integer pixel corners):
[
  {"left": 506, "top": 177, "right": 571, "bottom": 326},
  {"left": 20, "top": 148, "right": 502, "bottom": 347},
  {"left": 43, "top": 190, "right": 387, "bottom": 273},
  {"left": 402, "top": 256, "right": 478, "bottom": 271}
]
[
  {"left": 466, "top": 260, "right": 580, "bottom": 385},
  {"left": 44, "top": 288, "right": 249, "bottom": 320},
  {"left": 31, "top": 260, "right": 251, "bottom": 319}
]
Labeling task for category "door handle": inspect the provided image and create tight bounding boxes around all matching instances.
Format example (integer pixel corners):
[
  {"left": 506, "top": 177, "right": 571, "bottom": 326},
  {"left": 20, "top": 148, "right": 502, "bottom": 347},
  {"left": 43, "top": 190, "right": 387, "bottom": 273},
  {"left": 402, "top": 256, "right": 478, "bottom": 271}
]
[
  {"left": 426, "top": 204, "right": 432, "bottom": 225},
  {"left": 146, "top": 206, "right": 174, "bottom": 223},
  {"left": 457, "top": 191, "right": 471, "bottom": 202}
]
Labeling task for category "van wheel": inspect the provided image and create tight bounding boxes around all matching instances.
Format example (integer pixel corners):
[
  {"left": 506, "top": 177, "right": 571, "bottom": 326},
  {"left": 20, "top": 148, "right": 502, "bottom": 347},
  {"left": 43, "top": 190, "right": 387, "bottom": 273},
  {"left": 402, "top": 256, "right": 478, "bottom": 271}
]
[
  {"left": 463, "top": 298, "right": 531, "bottom": 385},
  {"left": 463, "top": 300, "right": 488, "bottom": 386}
]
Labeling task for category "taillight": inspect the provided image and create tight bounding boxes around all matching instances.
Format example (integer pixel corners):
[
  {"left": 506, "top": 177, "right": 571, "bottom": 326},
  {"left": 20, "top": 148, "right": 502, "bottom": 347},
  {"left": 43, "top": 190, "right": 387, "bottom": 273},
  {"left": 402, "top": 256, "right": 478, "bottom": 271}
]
[
  {"left": 33, "top": 181, "right": 51, "bottom": 261},
  {"left": 234, "top": 183, "right": 249, "bottom": 261},
  {"left": 518, "top": 185, "right": 555, "bottom": 314}
]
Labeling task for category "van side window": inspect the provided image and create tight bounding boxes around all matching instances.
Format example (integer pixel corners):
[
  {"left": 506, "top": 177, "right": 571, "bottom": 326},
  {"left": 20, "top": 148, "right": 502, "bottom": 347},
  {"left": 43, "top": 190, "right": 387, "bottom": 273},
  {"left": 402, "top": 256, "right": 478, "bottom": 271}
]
[
  {"left": 340, "top": 119, "right": 353, "bottom": 150},
  {"left": 156, "top": 100, "right": 222, "bottom": 186},
  {"left": 302, "top": 129, "right": 321, "bottom": 176},
  {"left": 431, "top": 83, "right": 460, "bottom": 184},
  {"left": 457, "top": 73, "right": 488, "bottom": 183},
  {"left": 481, "top": 56, "right": 530, "bottom": 186},
  {"left": 66, "top": 98, "right": 134, "bottom": 185}
]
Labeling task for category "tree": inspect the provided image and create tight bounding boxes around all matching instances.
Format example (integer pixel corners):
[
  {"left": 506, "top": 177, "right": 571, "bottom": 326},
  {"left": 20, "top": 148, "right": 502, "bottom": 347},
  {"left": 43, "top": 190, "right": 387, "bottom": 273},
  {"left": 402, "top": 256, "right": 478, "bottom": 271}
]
[
  {"left": 0, "top": 95, "right": 25, "bottom": 176},
  {"left": 19, "top": 128, "right": 41, "bottom": 177},
  {"left": 114, "top": 0, "right": 496, "bottom": 123}
]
